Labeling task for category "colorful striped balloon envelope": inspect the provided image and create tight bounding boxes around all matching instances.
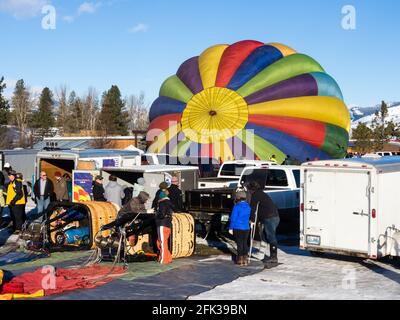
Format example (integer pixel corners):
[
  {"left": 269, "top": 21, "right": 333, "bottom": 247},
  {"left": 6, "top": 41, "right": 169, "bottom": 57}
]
[{"left": 147, "top": 40, "right": 350, "bottom": 164}]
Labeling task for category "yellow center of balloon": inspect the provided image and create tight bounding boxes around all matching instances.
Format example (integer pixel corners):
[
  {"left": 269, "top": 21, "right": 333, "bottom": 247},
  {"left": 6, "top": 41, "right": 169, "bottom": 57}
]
[{"left": 181, "top": 87, "right": 248, "bottom": 144}]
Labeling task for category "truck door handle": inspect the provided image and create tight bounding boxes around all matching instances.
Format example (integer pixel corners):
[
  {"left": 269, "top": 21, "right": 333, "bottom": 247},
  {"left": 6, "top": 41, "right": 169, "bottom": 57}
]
[
  {"left": 305, "top": 207, "right": 319, "bottom": 212},
  {"left": 353, "top": 211, "right": 368, "bottom": 217}
]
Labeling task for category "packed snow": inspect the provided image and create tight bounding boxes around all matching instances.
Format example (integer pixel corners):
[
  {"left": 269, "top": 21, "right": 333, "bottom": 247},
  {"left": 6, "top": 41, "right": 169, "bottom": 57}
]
[{"left": 189, "top": 245, "right": 400, "bottom": 300}]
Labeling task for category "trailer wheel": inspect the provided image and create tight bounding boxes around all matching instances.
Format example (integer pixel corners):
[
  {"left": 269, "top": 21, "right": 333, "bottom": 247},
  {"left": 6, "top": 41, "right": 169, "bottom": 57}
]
[{"left": 310, "top": 251, "right": 325, "bottom": 257}]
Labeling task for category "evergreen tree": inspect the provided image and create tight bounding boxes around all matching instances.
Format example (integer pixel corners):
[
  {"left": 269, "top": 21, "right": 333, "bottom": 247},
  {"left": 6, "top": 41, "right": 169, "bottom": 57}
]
[
  {"left": 0, "top": 76, "right": 10, "bottom": 125},
  {"left": 352, "top": 123, "right": 373, "bottom": 153},
  {"left": 385, "top": 120, "right": 400, "bottom": 139},
  {"left": 371, "top": 101, "right": 389, "bottom": 151},
  {"left": 32, "top": 87, "right": 55, "bottom": 137},
  {"left": 98, "top": 85, "right": 128, "bottom": 135}
]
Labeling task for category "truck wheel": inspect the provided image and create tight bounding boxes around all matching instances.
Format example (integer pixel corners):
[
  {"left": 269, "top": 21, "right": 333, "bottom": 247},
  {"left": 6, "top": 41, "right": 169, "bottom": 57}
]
[{"left": 310, "top": 251, "right": 325, "bottom": 257}]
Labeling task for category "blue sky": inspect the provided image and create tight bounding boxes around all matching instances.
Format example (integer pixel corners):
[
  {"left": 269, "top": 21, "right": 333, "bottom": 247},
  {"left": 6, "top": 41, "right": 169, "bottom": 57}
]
[{"left": 0, "top": 0, "right": 399, "bottom": 107}]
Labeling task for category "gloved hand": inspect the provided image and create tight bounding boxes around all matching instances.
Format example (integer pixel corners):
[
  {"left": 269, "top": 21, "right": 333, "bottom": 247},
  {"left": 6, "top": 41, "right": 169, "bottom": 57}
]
[
  {"left": 250, "top": 221, "right": 255, "bottom": 229},
  {"left": 228, "top": 229, "right": 233, "bottom": 235}
]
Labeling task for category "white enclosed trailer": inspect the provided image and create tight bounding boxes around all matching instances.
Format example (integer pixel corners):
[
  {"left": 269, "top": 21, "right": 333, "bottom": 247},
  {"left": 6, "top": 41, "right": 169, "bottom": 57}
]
[{"left": 300, "top": 157, "right": 400, "bottom": 259}]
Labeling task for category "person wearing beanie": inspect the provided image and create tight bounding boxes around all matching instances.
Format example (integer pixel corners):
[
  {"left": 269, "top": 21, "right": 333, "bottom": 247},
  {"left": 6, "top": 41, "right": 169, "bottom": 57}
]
[
  {"left": 54, "top": 171, "right": 69, "bottom": 202},
  {"left": 151, "top": 181, "right": 169, "bottom": 211},
  {"left": 155, "top": 189, "right": 174, "bottom": 264},
  {"left": 5, "top": 170, "right": 26, "bottom": 233},
  {"left": 228, "top": 190, "right": 251, "bottom": 266}
]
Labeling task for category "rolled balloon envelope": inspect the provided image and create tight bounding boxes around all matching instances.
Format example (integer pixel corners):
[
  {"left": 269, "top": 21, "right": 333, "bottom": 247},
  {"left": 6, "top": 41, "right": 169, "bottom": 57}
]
[{"left": 147, "top": 40, "right": 350, "bottom": 164}]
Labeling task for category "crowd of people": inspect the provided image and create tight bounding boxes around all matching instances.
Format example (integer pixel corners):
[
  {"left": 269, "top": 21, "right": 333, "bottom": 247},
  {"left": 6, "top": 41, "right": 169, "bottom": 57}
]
[
  {"left": 0, "top": 164, "right": 74, "bottom": 232},
  {"left": 1, "top": 161, "right": 280, "bottom": 268},
  {"left": 96, "top": 175, "right": 184, "bottom": 265}
]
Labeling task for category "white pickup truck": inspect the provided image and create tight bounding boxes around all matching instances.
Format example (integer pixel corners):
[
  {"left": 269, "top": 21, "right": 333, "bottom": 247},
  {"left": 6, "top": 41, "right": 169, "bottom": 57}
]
[
  {"left": 186, "top": 165, "right": 301, "bottom": 232},
  {"left": 197, "top": 160, "right": 275, "bottom": 189}
]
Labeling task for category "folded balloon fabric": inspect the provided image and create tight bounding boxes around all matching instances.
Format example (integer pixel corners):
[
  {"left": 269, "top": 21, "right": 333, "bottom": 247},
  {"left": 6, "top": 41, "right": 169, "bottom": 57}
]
[{"left": 0, "top": 265, "right": 126, "bottom": 300}]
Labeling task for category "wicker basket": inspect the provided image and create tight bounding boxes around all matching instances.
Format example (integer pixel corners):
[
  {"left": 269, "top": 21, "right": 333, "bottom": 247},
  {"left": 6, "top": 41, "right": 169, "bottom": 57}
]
[
  {"left": 84, "top": 201, "right": 118, "bottom": 248},
  {"left": 170, "top": 213, "right": 195, "bottom": 258}
]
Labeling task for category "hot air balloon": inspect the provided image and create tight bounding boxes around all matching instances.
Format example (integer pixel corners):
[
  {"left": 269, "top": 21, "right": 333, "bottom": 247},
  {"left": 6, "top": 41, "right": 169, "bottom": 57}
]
[{"left": 147, "top": 40, "right": 350, "bottom": 164}]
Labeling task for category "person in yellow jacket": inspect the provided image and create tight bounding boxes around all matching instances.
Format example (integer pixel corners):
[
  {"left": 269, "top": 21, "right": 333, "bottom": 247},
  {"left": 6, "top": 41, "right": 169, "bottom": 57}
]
[
  {"left": 269, "top": 154, "right": 278, "bottom": 164},
  {"left": 5, "top": 171, "right": 26, "bottom": 233}
]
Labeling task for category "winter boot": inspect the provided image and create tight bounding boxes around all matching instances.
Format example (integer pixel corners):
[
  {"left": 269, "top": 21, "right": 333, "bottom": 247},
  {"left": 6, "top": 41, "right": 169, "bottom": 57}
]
[
  {"left": 269, "top": 245, "right": 278, "bottom": 263},
  {"left": 235, "top": 255, "right": 242, "bottom": 265},
  {"left": 264, "top": 245, "right": 278, "bottom": 268}
]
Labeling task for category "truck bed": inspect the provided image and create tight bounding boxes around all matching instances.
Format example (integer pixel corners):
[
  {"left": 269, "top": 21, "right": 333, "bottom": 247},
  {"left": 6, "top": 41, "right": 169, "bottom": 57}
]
[{"left": 185, "top": 186, "right": 300, "bottom": 232}]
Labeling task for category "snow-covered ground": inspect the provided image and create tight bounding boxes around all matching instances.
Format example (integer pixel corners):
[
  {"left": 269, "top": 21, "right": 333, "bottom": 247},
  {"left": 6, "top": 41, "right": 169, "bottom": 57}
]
[{"left": 189, "top": 245, "right": 400, "bottom": 300}]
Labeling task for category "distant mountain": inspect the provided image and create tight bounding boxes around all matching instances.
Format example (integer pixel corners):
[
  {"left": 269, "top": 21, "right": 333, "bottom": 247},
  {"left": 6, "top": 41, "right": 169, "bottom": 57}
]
[{"left": 351, "top": 101, "right": 400, "bottom": 128}]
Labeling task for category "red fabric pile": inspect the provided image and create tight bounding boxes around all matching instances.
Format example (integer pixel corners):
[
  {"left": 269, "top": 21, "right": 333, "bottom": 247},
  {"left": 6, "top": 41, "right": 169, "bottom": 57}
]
[{"left": 0, "top": 265, "right": 126, "bottom": 297}]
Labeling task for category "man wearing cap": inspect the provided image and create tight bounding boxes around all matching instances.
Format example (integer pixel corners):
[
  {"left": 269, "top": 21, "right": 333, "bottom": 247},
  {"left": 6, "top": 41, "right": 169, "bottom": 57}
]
[
  {"left": 54, "top": 171, "right": 69, "bottom": 202},
  {"left": 33, "top": 171, "right": 54, "bottom": 218},
  {"left": 92, "top": 175, "right": 106, "bottom": 202},
  {"left": 6, "top": 170, "right": 26, "bottom": 232}
]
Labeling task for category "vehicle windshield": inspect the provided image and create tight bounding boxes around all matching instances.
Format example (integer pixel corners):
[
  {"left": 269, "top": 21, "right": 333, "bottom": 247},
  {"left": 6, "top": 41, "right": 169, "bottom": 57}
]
[{"left": 220, "top": 164, "right": 253, "bottom": 177}]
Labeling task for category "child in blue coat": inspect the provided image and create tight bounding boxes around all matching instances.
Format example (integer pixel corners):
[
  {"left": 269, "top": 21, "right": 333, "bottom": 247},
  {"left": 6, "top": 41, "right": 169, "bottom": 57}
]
[{"left": 229, "top": 191, "right": 251, "bottom": 266}]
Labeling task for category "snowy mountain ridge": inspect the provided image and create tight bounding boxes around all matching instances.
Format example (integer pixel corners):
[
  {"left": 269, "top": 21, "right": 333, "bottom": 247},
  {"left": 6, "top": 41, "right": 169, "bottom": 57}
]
[
  {"left": 349, "top": 101, "right": 400, "bottom": 121},
  {"left": 351, "top": 102, "right": 400, "bottom": 129}
]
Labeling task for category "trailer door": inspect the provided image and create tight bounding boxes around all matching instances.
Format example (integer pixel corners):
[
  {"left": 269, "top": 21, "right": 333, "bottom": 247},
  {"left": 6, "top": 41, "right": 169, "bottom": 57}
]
[{"left": 304, "top": 169, "right": 371, "bottom": 254}]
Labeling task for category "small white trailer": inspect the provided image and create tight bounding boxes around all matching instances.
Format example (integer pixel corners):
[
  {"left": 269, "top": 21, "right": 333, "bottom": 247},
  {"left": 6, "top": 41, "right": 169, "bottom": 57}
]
[{"left": 300, "top": 157, "right": 400, "bottom": 259}]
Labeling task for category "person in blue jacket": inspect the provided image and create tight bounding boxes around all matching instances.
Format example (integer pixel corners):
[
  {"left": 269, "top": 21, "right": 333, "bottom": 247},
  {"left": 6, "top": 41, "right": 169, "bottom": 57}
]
[{"left": 229, "top": 190, "right": 251, "bottom": 266}]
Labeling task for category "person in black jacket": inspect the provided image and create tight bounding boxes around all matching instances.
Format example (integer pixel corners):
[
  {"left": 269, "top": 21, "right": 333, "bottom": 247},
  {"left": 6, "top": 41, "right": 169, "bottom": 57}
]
[
  {"left": 152, "top": 178, "right": 183, "bottom": 212},
  {"left": 247, "top": 181, "right": 280, "bottom": 266},
  {"left": 92, "top": 175, "right": 107, "bottom": 202},
  {"left": 33, "top": 171, "right": 54, "bottom": 220},
  {"left": 168, "top": 176, "right": 183, "bottom": 211},
  {"left": 155, "top": 190, "right": 173, "bottom": 264}
]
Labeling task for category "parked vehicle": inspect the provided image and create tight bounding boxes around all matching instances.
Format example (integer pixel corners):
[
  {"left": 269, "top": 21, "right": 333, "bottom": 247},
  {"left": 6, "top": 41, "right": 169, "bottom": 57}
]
[
  {"left": 197, "top": 160, "right": 275, "bottom": 189},
  {"left": 35, "top": 149, "right": 142, "bottom": 184},
  {"left": 186, "top": 165, "right": 300, "bottom": 233},
  {"left": 300, "top": 157, "right": 400, "bottom": 259},
  {"left": 1, "top": 149, "right": 39, "bottom": 183}
]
